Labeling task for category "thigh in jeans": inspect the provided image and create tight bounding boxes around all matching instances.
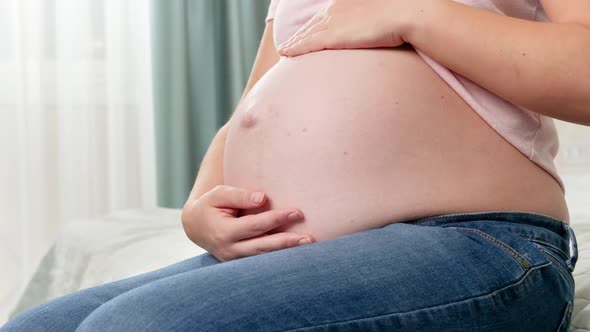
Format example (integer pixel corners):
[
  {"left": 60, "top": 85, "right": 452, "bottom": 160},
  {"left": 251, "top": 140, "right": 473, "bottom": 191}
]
[
  {"left": 74, "top": 222, "right": 569, "bottom": 332},
  {"left": 0, "top": 252, "right": 220, "bottom": 332}
]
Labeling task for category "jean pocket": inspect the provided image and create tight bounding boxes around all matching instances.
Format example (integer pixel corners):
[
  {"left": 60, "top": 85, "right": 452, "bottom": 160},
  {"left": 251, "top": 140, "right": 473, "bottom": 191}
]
[
  {"left": 556, "top": 301, "right": 573, "bottom": 332},
  {"left": 447, "top": 226, "right": 534, "bottom": 270},
  {"left": 535, "top": 244, "right": 575, "bottom": 286}
]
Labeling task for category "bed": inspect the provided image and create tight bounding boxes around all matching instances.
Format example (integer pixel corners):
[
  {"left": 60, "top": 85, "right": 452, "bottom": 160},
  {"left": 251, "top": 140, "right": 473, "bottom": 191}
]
[{"left": 7, "top": 174, "right": 590, "bottom": 331}]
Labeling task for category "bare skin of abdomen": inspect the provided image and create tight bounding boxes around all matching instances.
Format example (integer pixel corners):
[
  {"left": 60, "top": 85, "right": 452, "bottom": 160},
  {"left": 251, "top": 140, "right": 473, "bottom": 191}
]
[{"left": 223, "top": 45, "right": 569, "bottom": 242}]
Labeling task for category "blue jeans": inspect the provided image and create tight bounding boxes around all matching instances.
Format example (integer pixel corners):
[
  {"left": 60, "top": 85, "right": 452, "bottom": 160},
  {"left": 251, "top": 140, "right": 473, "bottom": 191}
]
[{"left": 1, "top": 211, "right": 578, "bottom": 331}]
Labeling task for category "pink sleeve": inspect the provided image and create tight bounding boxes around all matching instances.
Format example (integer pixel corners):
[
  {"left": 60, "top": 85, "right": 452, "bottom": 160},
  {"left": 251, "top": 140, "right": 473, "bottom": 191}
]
[{"left": 265, "top": 0, "right": 280, "bottom": 23}]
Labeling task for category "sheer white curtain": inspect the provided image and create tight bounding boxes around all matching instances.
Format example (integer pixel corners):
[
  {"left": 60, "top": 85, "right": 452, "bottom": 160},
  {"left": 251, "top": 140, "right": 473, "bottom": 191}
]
[{"left": 0, "top": 0, "right": 156, "bottom": 321}]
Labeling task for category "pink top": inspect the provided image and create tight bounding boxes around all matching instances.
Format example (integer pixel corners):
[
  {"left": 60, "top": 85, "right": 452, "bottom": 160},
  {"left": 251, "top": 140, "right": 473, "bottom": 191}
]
[{"left": 266, "top": 0, "right": 565, "bottom": 194}]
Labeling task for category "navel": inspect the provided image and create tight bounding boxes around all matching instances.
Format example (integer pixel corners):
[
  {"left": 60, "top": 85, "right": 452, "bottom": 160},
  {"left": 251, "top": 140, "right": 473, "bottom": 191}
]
[{"left": 240, "top": 111, "right": 257, "bottom": 128}]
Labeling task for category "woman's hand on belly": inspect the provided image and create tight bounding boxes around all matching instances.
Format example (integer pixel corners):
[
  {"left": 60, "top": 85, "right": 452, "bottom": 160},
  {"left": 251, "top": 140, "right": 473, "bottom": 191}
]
[
  {"left": 277, "top": 0, "right": 418, "bottom": 57},
  {"left": 181, "top": 185, "right": 315, "bottom": 262}
]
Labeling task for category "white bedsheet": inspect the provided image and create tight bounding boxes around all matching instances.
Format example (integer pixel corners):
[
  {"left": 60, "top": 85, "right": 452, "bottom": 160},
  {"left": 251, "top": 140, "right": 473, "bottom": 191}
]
[{"left": 9, "top": 208, "right": 204, "bottom": 319}]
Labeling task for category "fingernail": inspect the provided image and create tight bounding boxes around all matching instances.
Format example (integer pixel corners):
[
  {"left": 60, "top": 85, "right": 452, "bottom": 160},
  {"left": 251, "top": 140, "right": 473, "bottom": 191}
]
[
  {"left": 288, "top": 210, "right": 303, "bottom": 221},
  {"left": 299, "top": 238, "right": 312, "bottom": 245},
  {"left": 251, "top": 192, "right": 265, "bottom": 204}
]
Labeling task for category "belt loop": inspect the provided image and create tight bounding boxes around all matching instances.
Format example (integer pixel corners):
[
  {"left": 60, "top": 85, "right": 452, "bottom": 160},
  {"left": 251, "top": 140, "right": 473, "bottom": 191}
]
[{"left": 563, "top": 223, "right": 578, "bottom": 272}]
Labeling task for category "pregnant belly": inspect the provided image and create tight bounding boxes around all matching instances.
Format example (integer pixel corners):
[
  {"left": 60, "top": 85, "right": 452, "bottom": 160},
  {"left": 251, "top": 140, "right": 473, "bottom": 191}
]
[{"left": 224, "top": 46, "right": 568, "bottom": 241}]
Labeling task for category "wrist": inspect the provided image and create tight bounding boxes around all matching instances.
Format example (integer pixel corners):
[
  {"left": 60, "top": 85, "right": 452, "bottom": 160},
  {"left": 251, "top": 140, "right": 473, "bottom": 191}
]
[
  {"left": 397, "top": 1, "right": 419, "bottom": 44},
  {"left": 400, "top": 0, "right": 445, "bottom": 45}
]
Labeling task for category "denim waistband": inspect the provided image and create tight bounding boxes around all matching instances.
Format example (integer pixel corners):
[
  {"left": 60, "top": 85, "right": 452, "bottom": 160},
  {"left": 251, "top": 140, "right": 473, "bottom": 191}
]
[{"left": 404, "top": 211, "right": 578, "bottom": 271}]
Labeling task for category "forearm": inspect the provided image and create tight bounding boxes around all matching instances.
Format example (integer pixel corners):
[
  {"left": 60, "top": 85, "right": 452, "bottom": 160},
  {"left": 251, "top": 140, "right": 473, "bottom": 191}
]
[{"left": 404, "top": 0, "right": 590, "bottom": 125}]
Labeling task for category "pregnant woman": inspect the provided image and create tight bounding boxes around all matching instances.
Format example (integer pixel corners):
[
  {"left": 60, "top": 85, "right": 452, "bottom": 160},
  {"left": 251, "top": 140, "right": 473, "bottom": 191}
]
[{"left": 3, "top": 0, "right": 589, "bottom": 331}]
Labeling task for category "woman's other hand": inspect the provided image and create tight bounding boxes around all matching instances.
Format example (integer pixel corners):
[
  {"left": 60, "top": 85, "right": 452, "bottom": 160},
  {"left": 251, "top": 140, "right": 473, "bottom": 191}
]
[
  {"left": 181, "top": 185, "right": 315, "bottom": 262},
  {"left": 278, "top": 0, "right": 422, "bottom": 57}
]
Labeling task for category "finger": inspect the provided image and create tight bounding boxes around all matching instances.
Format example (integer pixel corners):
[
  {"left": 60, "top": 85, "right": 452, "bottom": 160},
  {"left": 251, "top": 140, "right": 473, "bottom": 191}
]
[
  {"left": 276, "top": 9, "right": 327, "bottom": 51},
  {"left": 278, "top": 17, "right": 328, "bottom": 55},
  {"left": 228, "top": 208, "right": 305, "bottom": 241},
  {"left": 230, "top": 232, "right": 315, "bottom": 259},
  {"left": 282, "top": 30, "right": 329, "bottom": 57},
  {"left": 204, "top": 185, "right": 267, "bottom": 209},
  {"left": 277, "top": 12, "right": 325, "bottom": 50}
]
